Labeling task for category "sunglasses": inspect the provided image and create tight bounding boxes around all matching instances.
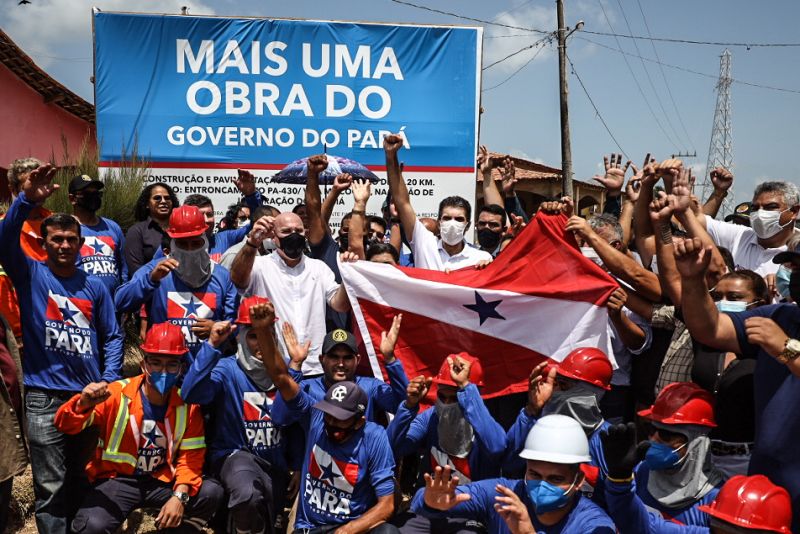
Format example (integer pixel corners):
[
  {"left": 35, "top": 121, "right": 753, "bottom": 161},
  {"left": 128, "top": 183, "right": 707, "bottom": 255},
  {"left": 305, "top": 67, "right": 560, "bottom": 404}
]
[{"left": 151, "top": 195, "right": 172, "bottom": 202}]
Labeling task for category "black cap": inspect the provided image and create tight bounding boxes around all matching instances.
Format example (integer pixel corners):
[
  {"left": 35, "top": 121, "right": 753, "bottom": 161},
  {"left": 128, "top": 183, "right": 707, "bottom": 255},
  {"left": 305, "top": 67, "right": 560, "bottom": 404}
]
[
  {"left": 68, "top": 174, "right": 104, "bottom": 194},
  {"left": 773, "top": 245, "right": 800, "bottom": 266},
  {"left": 724, "top": 202, "right": 751, "bottom": 223},
  {"left": 313, "top": 381, "right": 367, "bottom": 420},
  {"left": 322, "top": 329, "right": 358, "bottom": 355}
]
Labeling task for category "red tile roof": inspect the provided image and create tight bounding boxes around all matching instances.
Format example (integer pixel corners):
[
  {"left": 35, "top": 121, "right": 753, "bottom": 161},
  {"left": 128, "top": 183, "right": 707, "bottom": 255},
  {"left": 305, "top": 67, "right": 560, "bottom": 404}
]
[{"left": 477, "top": 152, "right": 604, "bottom": 191}]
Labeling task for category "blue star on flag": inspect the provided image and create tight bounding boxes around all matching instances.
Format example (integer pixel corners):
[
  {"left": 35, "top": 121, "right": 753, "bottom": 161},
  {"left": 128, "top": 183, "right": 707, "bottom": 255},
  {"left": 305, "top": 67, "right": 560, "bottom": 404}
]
[
  {"left": 463, "top": 291, "right": 505, "bottom": 325},
  {"left": 142, "top": 425, "right": 161, "bottom": 448},
  {"left": 257, "top": 397, "right": 272, "bottom": 419},
  {"left": 59, "top": 303, "right": 78, "bottom": 323},
  {"left": 183, "top": 296, "right": 201, "bottom": 317},
  {"left": 90, "top": 240, "right": 107, "bottom": 255},
  {"left": 318, "top": 459, "right": 339, "bottom": 486}
]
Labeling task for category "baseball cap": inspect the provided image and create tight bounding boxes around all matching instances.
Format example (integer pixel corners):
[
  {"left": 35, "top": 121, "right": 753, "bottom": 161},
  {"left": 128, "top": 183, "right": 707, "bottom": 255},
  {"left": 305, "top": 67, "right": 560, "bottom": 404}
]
[
  {"left": 68, "top": 174, "right": 104, "bottom": 194},
  {"left": 322, "top": 329, "right": 358, "bottom": 355},
  {"left": 724, "top": 202, "right": 751, "bottom": 224},
  {"left": 313, "top": 381, "right": 367, "bottom": 420},
  {"left": 773, "top": 244, "right": 800, "bottom": 266}
]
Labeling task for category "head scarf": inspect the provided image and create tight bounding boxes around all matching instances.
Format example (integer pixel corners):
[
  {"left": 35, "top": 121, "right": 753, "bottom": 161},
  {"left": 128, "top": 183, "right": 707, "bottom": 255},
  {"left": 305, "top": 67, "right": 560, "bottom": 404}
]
[
  {"left": 646, "top": 422, "right": 724, "bottom": 509},
  {"left": 170, "top": 235, "right": 213, "bottom": 288},
  {"left": 435, "top": 400, "right": 474, "bottom": 457},
  {"left": 541, "top": 380, "right": 606, "bottom": 435},
  {"left": 235, "top": 327, "right": 273, "bottom": 392}
]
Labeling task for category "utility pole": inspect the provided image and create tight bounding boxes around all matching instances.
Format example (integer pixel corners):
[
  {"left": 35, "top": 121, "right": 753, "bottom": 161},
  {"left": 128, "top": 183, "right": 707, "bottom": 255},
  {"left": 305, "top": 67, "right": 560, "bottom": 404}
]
[{"left": 556, "top": 0, "right": 572, "bottom": 197}]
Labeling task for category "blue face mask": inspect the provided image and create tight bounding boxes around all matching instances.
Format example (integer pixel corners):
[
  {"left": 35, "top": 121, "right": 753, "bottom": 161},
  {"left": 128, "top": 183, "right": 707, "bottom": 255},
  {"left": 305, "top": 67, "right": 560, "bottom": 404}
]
[
  {"left": 644, "top": 441, "right": 684, "bottom": 471},
  {"left": 777, "top": 265, "right": 792, "bottom": 299},
  {"left": 715, "top": 299, "right": 748, "bottom": 313},
  {"left": 525, "top": 478, "right": 573, "bottom": 514},
  {"left": 147, "top": 371, "right": 179, "bottom": 395}
]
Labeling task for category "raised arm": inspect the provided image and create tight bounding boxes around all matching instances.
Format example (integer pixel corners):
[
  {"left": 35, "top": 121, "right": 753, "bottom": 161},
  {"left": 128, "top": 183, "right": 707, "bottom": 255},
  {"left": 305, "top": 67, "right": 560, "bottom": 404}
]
[
  {"left": 478, "top": 146, "right": 503, "bottom": 208},
  {"left": 321, "top": 173, "right": 352, "bottom": 227},
  {"left": 500, "top": 157, "right": 528, "bottom": 223},
  {"left": 230, "top": 216, "right": 274, "bottom": 290},
  {"left": 606, "top": 288, "right": 647, "bottom": 350},
  {"left": 348, "top": 179, "right": 371, "bottom": 260},
  {"left": 594, "top": 153, "right": 630, "bottom": 219},
  {"left": 384, "top": 134, "right": 417, "bottom": 240},
  {"left": 703, "top": 167, "right": 733, "bottom": 218},
  {"left": 250, "top": 302, "right": 299, "bottom": 400},
  {"left": 648, "top": 192, "right": 682, "bottom": 306},
  {"left": 181, "top": 321, "right": 235, "bottom": 404},
  {"left": 304, "top": 154, "right": 330, "bottom": 246},
  {"left": 631, "top": 154, "right": 658, "bottom": 268}
]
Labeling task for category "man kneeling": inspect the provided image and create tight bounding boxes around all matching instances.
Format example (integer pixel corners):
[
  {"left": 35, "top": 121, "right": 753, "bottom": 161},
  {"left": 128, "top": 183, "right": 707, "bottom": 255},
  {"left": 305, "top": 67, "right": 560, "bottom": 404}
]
[{"left": 54, "top": 323, "right": 223, "bottom": 533}]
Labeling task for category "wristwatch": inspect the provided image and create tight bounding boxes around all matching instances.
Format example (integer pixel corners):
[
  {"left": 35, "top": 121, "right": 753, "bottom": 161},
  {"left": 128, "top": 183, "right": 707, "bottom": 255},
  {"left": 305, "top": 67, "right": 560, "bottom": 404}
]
[
  {"left": 777, "top": 338, "right": 800, "bottom": 364},
  {"left": 171, "top": 490, "right": 190, "bottom": 505}
]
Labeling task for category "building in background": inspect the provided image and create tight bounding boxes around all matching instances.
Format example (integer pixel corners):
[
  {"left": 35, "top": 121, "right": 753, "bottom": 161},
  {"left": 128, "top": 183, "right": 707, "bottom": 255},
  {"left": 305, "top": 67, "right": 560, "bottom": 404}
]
[{"left": 0, "top": 29, "right": 95, "bottom": 201}]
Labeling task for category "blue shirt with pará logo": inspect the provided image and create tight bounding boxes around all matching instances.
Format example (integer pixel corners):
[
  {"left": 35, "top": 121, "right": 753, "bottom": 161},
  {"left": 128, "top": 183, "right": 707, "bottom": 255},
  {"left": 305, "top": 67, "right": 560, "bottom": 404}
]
[
  {"left": 0, "top": 193, "right": 124, "bottom": 392},
  {"left": 181, "top": 343, "right": 293, "bottom": 472},
  {"left": 77, "top": 217, "right": 128, "bottom": 294},
  {"left": 114, "top": 257, "right": 237, "bottom": 355},
  {"left": 410, "top": 477, "right": 615, "bottom": 534},
  {"left": 135, "top": 390, "right": 168, "bottom": 476},
  {"left": 271, "top": 389, "right": 395, "bottom": 529}
]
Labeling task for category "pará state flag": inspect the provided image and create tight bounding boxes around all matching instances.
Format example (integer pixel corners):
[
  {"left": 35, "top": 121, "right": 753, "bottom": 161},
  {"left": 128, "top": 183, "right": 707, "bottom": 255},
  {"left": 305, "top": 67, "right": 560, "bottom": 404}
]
[
  {"left": 340, "top": 212, "right": 619, "bottom": 399},
  {"left": 308, "top": 444, "right": 360, "bottom": 494},
  {"left": 45, "top": 291, "right": 93, "bottom": 329}
]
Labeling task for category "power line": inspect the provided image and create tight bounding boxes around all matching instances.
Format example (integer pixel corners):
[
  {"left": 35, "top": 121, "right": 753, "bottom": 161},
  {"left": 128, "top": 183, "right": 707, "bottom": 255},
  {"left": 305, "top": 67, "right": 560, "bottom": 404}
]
[
  {"left": 596, "top": 0, "right": 679, "bottom": 150},
  {"left": 612, "top": 0, "right": 686, "bottom": 151},
  {"left": 565, "top": 52, "right": 629, "bottom": 159},
  {"left": 483, "top": 39, "right": 552, "bottom": 91},
  {"left": 388, "top": 0, "right": 800, "bottom": 48},
  {"left": 483, "top": 36, "right": 552, "bottom": 70},
  {"left": 577, "top": 35, "right": 800, "bottom": 95},
  {"left": 635, "top": 0, "right": 697, "bottom": 152}
]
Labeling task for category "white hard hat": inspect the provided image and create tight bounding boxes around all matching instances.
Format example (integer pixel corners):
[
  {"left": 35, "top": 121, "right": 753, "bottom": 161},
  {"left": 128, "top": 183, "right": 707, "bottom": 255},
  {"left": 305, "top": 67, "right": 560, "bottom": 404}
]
[{"left": 519, "top": 414, "right": 592, "bottom": 464}]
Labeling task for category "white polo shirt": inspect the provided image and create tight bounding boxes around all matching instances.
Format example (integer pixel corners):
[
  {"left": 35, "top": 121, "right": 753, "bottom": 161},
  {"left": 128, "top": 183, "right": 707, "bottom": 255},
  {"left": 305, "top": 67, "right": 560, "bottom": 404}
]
[
  {"left": 706, "top": 218, "right": 789, "bottom": 276},
  {"left": 410, "top": 219, "right": 493, "bottom": 271},
  {"left": 242, "top": 252, "right": 339, "bottom": 375}
]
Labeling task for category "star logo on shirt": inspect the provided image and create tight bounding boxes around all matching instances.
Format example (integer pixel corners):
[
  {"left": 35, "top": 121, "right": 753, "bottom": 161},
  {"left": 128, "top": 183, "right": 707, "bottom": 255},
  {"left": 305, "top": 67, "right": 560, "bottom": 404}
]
[
  {"left": 142, "top": 425, "right": 161, "bottom": 448},
  {"left": 463, "top": 291, "right": 505, "bottom": 325},
  {"left": 257, "top": 397, "right": 272, "bottom": 419},
  {"left": 182, "top": 296, "right": 201, "bottom": 318},
  {"left": 59, "top": 303, "right": 78, "bottom": 324},
  {"left": 318, "top": 459, "right": 340, "bottom": 486}
]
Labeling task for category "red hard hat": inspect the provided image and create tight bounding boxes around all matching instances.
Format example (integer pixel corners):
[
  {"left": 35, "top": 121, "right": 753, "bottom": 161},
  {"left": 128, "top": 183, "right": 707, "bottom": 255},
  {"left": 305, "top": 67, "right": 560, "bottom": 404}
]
[
  {"left": 167, "top": 205, "right": 207, "bottom": 238},
  {"left": 140, "top": 322, "right": 188, "bottom": 356},
  {"left": 557, "top": 347, "right": 613, "bottom": 390},
  {"left": 638, "top": 382, "right": 716, "bottom": 427},
  {"left": 236, "top": 296, "right": 271, "bottom": 325},
  {"left": 432, "top": 353, "right": 484, "bottom": 387},
  {"left": 698, "top": 475, "right": 792, "bottom": 533}
]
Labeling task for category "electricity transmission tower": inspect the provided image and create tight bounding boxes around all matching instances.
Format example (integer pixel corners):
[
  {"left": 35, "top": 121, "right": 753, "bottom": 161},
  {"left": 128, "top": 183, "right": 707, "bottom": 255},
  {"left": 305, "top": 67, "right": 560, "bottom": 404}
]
[{"left": 702, "top": 49, "right": 734, "bottom": 218}]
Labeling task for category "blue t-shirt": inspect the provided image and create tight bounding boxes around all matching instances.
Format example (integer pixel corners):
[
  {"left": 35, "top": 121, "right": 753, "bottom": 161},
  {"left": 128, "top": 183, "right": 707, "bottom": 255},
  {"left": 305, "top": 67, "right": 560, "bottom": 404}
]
[
  {"left": 114, "top": 258, "right": 237, "bottom": 355},
  {"left": 135, "top": 390, "right": 168, "bottom": 475},
  {"left": 411, "top": 477, "right": 615, "bottom": 534},
  {"left": 78, "top": 217, "right": 127, "bottom": 294},
  {"left": 181, "top": 343, "right": 291, "bottom": 471},
  {"left": 386, "top": 383, "right": 507, "bottom": 482},
  {"left": 272, "top": 389, "right": 395, "bottom": 529},
  {"left": 634, "top": 463, "right": 719, "bottom": 527},
  {"left": 0, "top": 194, "right": 123, "bottom": 391},
  {"left": 605, "top": 479, "right": 708, "bottom": 534},
  {"left": 288, "top": 359, "right": 408, "bottom": 422},
  {"left": 728, "top": 303, "right": 800, "bottom": 532}
]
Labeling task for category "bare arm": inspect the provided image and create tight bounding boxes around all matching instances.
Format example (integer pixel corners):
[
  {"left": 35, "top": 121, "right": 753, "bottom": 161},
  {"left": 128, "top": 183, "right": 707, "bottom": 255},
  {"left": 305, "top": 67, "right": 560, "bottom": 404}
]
[
  {"left": 649, "top": 192, "right": 682, "bottom": 306},
  {"left": 384, "top": 134, "right": 417, "bottom": 240},
  {"left": 230, "top": 216, "right": 274, "bottom": 289},
  {"left": 322, "top": 173, "right": 353, "bottom": 227},
  {"left": 702, "top": 167, "right": 733, "bottom": 218},
  {"left": 478, "top": 146, "right": 503, "bottom": 208},
  {"left": 675, "top": 238, "right": 741, "bottom": 353},
  {"left": 625, "top": 288, "right": 654, "bottom": 319},
  {"left": 607, "top": 288, "right": 646, "bottom": 349},
  {"left": 305, "top": 155, "right": 330, "bottom": 246},
  {"left": 348, "top": 180, "right": 370, "bottom": 260},
  {"left": 336, "top": 494, "right": 394, "bottom": 534},
  {"left": 250, "top": 302, "right": 299, "bottom": 400},
  {"left": 632, "top": 155, "right": 657, "bottom": 267}
]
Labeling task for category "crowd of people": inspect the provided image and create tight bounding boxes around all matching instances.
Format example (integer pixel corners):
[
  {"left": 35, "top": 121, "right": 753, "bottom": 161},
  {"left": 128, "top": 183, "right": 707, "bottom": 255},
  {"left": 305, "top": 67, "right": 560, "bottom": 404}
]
[{"left": 0, "top": 133, "right": 798, "bottom": 534}]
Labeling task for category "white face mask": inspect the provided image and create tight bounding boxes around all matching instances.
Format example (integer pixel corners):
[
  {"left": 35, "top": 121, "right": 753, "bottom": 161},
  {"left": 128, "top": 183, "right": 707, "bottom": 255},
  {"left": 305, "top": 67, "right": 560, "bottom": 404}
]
[
  {"left": 750, "top": 208, "right": 792, "bottom": 239},
  {"left": 170, "top": 237, "right": 212, "bottom": 288},
  {"left": 439, "top": 220, "right": 467, "bottom": 246}
]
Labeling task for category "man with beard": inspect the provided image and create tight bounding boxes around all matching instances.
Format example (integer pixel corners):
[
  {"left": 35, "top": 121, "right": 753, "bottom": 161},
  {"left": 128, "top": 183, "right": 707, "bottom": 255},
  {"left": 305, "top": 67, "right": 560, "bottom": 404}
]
[
  {"left": 181, "top": 297, "right": 302, "bottom": 534},
  {"left": 504, "top": 349, "right": 613, "bottom": 506},
  {"left": 388, "top": 354, "right": 506, "bottom": 534},
  {"left": 250, "top": 301, "right": 398, "bottom": 533},
  {"left": 230, "top": 211, "right": 351, "bottom": 376},
  {"left": 287, "top": 319, "right": 408, "bottom": 422},
  {"left": 68, "top": 174, "right": 127, "bottom": 294},
  {"left": 114, "top": 205, "right": 237, "bottom": 356}
]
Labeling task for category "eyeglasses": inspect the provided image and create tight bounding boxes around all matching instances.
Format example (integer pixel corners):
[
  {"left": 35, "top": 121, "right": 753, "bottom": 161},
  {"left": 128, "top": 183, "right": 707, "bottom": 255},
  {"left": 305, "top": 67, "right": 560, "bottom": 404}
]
[
  {"left": 644, "top": 423, "right": 685, "bottom": 442},
  {"left": 151, "top": 195, "right": 172, "bottom": 202}
]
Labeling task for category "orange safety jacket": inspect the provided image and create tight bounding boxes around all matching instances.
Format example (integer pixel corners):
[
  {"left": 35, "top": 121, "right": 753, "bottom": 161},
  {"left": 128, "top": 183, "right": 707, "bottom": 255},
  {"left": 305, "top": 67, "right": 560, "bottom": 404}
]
[{"left": 54, "top": 375, "right": 206, "bottom": 495}]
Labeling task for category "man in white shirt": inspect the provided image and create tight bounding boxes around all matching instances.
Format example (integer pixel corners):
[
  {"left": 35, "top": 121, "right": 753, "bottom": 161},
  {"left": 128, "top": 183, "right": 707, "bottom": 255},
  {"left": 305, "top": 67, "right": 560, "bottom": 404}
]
[
  {"left": 383, "top": 134, "right": 492, "bottom": 271},
  {"left": 699, "top": 180, "right": 800, "bottom": 277},
  {"left": 229, "top": 212, "right": 351, "bottom": 375}
]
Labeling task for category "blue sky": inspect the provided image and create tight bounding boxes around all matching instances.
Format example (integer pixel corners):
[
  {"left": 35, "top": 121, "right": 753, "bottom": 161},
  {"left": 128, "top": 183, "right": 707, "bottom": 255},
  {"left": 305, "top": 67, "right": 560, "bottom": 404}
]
[{"left": 3, "top": 0, "right": 799, "bottom": 206}]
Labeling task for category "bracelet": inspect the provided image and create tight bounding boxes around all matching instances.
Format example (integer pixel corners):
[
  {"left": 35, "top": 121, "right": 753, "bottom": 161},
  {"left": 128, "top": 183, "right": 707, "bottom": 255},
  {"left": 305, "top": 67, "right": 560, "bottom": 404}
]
[
  {"left": 606, "top": 475, "right": 634, "bottom": 483},
  {"left": 245, "top": 240, "right": 259, "bottom": 248},
  {"left": 351, "top": 209, "right": 366, "bottom": 216}
]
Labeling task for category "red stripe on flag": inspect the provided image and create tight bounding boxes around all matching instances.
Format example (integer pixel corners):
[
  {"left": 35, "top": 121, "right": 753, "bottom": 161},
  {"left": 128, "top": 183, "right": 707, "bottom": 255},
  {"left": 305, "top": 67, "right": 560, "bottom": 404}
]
[
  {"left": 398, "top": 212, "right": 617, "bottom": 305},
  {"left": 357, "top": 298, "right": 551, "bottom": 400}
]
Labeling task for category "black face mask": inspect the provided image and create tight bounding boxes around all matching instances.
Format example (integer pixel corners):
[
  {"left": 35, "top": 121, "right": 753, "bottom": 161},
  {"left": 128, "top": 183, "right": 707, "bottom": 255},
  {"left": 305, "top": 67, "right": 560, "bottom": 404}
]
[
  {"left": 477, "top": 228, "right": 502, "bottom": 251},
  {"left": 324, "top": 419, "right": 361, "bottom": 444},
  {"left": 76, "top": 192, "right": 102, "bottom": 212},
  {"left": 279, "top": 232, "right": 306, "bottom": 259},
  {"left": 790, "top": 268, "right": 800, "bottom": 303}
]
